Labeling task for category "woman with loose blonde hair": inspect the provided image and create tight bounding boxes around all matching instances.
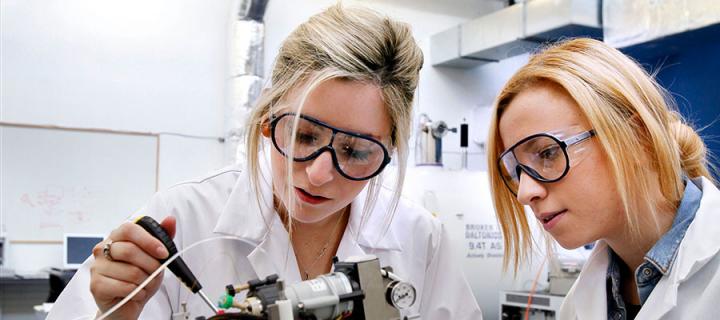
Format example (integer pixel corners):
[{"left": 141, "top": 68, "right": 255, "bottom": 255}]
[
  {"left": 488, "top": 38, "right": 719, "bottom": 319},
  {"left": 50, "top": 4, "right": 482, "bottom": 320},
  {"left": 245, "top": 3, "right": 421, "bottom": 239}
]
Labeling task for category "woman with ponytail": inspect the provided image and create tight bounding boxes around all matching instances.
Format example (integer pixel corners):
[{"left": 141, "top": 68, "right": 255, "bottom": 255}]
[{"left": 486, "top": 38, "right": 719, "bottom": 319}]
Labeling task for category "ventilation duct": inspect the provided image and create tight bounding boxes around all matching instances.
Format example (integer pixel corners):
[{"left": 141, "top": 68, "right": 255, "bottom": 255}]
[
  {"left": 431, "top": 0, "right": 602, "bottom": 68},
  {"left": 226, "top": 0, "right": 269, "bottom": 164}
]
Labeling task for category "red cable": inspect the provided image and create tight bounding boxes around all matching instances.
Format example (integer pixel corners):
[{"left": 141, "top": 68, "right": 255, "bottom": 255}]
[{"left": 525, "top": 256, "right": 547, "bottom": 320}]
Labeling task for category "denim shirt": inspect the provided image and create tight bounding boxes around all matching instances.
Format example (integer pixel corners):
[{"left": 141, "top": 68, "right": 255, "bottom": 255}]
[{"left": 606, "top": 178, "right": 703, "bottom": 320}]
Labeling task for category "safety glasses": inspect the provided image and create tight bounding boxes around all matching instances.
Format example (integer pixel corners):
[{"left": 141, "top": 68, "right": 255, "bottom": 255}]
[
  {"left": 269, "top": 112, "right": 391, "bottom": 181},
  {"left": 497, "top": 129, "right": 596, "bottom": 195}
]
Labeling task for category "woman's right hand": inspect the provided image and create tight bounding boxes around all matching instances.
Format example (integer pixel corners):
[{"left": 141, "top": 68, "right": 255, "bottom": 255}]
[{"left": 90, "top": 216, "right": 176, "bottom": 319}]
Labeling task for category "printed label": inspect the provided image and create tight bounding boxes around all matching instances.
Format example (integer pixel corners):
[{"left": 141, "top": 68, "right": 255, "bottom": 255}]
[{"left": 465, "top": 223, "right": 504, "bottom": 259}]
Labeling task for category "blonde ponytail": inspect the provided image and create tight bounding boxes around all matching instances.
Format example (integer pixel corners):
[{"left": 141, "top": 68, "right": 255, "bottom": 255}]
[{"left": 669, "top": 119, "right": 714, "bottom": 180}]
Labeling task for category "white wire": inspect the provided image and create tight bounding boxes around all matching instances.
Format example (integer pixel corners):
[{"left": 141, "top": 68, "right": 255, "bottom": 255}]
[{"left": 95, "top": 235, "right": 255, "bottom": 320}]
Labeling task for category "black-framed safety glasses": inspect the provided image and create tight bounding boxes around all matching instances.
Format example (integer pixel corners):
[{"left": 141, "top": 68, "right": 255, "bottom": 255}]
[
  {"left": 497, "top": 129, "right": 596, "bottom": 195},
  {"left": 269, "top": 112, "right": 392, "bottom": 181}
]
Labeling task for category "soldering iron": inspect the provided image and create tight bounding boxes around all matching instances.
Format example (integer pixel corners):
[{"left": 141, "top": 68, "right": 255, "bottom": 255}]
[{"left": 134, "top": 216, "right": 220, "bottom": 315}]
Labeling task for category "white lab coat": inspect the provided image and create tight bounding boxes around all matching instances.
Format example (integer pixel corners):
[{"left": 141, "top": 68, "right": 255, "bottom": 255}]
[
  {"left": 48, "top": 155, "right": 482, "bottom": 320},
  {"left": 559, "top": 177, "right": 720, "bottom": 319}
]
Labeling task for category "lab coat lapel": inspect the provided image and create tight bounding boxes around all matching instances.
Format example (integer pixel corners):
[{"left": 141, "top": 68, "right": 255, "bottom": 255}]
[
  {"left": 638, "top": 277, "right": 677, "bottom": 319},
  {"left": 572, "top": 241, "right": 611, "bottom": 320},
  {"left": 336, "top": 216, "right": 368, "bottom": 260},
  {"left": 336, "top": 193, "right": 371, "bottom": 259},
  {"left": 673, "top": 177, "right": 720, "bottom": 281},
  {"left": 247, "top": 217, "right": 303, "bottom": 284},
  {"left": 213, "top": 149, "right": 298, "bottom": 282},
  {"left": 339, "top": 185, "right": 403, "bottom": 258},
  {"left": 213, "top": 151, "right": 275, "bottom": 242}
]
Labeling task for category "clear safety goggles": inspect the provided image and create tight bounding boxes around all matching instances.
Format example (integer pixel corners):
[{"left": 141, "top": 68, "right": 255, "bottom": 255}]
[
  {"left": 270, "top": 112, "right": 391, "bottom": 181},
  {"left": 497, "top": 128, "right": 596, "bottom": 195}
]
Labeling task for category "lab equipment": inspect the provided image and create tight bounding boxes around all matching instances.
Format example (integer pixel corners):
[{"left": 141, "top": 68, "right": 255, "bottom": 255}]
[
  {"left": 499, "top": 246, "right": 589, "bottom": 319},
  {"left": 545, "top": 243, "right": 591, "bottom": 296},
  {"left": 547, "top": 250, "right": 584, "bottom": 296},
  {"left": 460, "top": 119, "right": 469, "bottom": 169},
  {"left": 204, "top": 255, "right": 415, "bottom": 320},
  {"left": 63, "top": 234, "right": 105, "bottom": 270},
  {"left": 499, "top": 290, "right": 564, "bottom": 320},
  {"left": 134, "top": 216, "right": 220, "bottom": 314},
  {"left": 133, "top": 216, "right": 415, "bottom": 320},
  {"left": 415, "top": 114, "right": 457, "bottom": 166}
]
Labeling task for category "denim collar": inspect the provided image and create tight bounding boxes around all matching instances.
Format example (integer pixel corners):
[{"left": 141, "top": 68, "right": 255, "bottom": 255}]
[{"left": 643, "top": 177, "right": 703, "bottom": 274}]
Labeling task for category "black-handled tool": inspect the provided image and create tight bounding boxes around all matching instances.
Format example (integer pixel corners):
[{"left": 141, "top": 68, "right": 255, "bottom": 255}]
[{"left": 134, "top": 216, "right": 219, "bottom": 314}]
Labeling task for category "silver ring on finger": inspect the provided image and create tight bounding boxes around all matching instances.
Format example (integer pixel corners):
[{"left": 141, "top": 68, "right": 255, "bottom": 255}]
[{"left": 102, "top": 240, "right": 114, "bottom": 261}]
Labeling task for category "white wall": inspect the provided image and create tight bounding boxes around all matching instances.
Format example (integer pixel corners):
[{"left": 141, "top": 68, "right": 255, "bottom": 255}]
[
  {"left": 262, "top": 0, "right": 472, "bottom": 76},
  {"left": 1, "top": 0, "right": 232, "bottom": 273}
]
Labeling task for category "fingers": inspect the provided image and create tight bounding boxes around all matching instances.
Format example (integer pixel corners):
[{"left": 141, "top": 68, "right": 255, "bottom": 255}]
[
  {"left": 89, "top": 216, "right": 177, "bottom": 318},
  {"left": 89, "top": 264, "right": 165, "bottom": 317},
  {"left": 95, "top": 258, "right": 160, "bottom": 287},
  {"left": 160, "top": 216, "right": 177, "bottom": 240},
  {"left": 108, "top": 222, "right": 169, "bottom": 260},
  {"left": 90, "top": 273, "right": 157, "bottom": 304},
  {"left": 98, "top": 239, "right": 165, "bottom": 275}
]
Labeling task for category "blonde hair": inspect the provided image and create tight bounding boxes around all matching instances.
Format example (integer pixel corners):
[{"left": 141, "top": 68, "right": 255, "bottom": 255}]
[
  {"left": 245, "top": 4, "right": 423, "bottom": 236},
  {"left": 487, "top": 38, "right": 716, "bottom": 272}
]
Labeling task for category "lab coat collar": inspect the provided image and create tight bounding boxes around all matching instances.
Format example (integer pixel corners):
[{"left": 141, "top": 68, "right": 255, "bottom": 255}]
[
  {"left": 672, "top": 177, "right": 720, "bottom": 282},
  {"left": 639, "top": 177, "right": 719, "bottom": 319},
  {"left": 571, "top": 240, "right": 611, "bottom": 320},
  {"left": 345, "top": 184, "right": 404, "bottom": 252},
  {"left": 213, "top": 148, "right": 404, "bottom": 251},
  {"left": 213, "top": 147, "right": 277, "bottom": 243},
  {"left": 643, "top": 176, "right": 702, "bottom": 275}
]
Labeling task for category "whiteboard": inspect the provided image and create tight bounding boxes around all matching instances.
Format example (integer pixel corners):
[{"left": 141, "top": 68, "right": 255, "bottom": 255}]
[{"left": 1, "top": 126, "right": 157, "bottom": 241}]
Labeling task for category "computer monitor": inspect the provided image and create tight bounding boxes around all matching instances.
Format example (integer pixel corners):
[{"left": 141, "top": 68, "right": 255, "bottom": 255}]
[{"left": 63, "top": 234, "right": 105, "bottom": 270}]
